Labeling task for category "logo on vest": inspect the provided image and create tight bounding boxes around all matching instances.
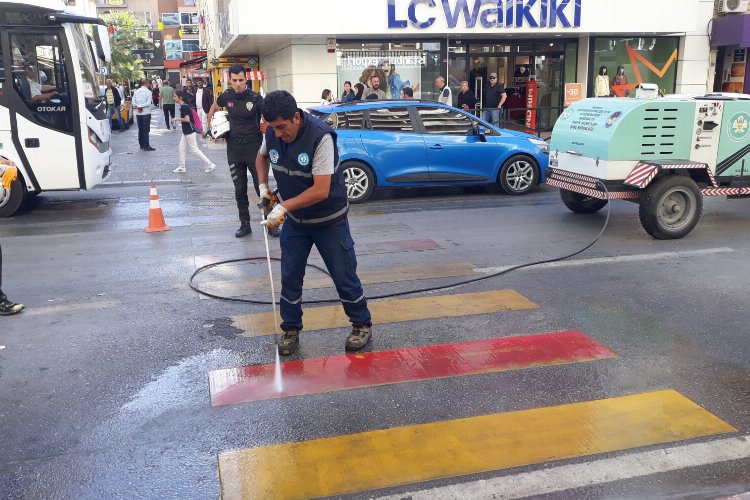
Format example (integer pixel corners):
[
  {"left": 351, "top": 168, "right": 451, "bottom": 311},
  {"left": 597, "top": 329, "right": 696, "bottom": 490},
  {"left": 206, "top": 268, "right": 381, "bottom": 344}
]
[
  {"left": 269, "top": 149, "right": 279, "bottom": 163},
  {"left": 297, "top": 153, "right": 310, "bottom": 166},
  {"left": 246, "top": 102, "right": 254, "bottom": 111}
]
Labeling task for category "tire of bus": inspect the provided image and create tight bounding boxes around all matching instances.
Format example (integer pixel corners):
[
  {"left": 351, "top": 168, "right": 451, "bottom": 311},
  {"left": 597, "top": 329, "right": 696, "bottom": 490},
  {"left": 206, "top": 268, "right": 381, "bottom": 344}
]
[
  {"left": 639, "top": 175, "right": 702, "bottom": 240},
  {"left": 0, "top": 174, "right": 28, "bottom": 218},
  {"left": 560, "top": 189, "right": 608, "bottom": 213}
]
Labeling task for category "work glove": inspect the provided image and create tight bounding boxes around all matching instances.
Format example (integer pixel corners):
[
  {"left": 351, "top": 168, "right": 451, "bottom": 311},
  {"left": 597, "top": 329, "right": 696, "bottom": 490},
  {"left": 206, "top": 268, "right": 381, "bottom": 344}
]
[
  {"left": 258, "top": 183, "right": 278, "bottom": 211},
  {"left": 1, "top": 166, "right": 18, "bottom": 190},
  {"left": 263, "top": 203, "right": 287, "bottom": 229}
]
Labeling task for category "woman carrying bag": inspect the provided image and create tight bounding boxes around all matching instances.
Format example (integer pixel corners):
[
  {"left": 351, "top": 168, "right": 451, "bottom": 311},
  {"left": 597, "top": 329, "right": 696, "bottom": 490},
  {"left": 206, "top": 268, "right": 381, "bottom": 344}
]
[{"left": 171, "top": 91, "right": 216, "bottom": 174}]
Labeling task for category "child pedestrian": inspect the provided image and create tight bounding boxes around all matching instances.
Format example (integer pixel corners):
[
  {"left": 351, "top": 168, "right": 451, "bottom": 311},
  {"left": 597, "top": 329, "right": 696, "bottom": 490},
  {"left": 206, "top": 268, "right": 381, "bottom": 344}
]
[{"left": 171, "top": 91, "right": 216, "bottom": 174}]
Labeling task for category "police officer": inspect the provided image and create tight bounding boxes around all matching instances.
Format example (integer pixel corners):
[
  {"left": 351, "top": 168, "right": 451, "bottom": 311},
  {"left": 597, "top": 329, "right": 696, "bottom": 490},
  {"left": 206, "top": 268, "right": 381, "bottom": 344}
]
[
  {"left": 257, "top": 91, "right": 372, "bottom": 355},
  {"left": 206, "top": 65, "right": 274, "bottom": 237}
]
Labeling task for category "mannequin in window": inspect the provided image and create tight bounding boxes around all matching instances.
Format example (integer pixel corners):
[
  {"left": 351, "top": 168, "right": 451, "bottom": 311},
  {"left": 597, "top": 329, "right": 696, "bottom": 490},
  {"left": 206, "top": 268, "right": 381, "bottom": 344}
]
[
  {"left": 594, "top": 66, "right": 610, "bottom": 97},
  {"left": 613, "top": 65, "right": 629, "bottom": 97}
]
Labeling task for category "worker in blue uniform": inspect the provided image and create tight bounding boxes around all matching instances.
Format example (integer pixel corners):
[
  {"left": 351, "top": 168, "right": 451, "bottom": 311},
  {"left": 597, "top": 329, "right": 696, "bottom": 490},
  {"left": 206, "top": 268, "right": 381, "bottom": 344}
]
[{"left": 256, "top": 91, "right": 372, "bottom": 355}]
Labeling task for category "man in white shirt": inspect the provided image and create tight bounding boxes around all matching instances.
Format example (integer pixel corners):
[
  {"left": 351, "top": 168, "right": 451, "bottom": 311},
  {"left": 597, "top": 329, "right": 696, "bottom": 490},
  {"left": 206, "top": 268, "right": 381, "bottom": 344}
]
[
  {"left": 132, "top": 79, "right": 156, "bottom": 151},
  {"left": 195, "top": 79, "right": 207, "bottom": 132},
  {"left": 24, "top": 65, "right": 59, "bottom": 102},
  {"left": 436, "top": 76, "right": 452, "bottom": 105}
]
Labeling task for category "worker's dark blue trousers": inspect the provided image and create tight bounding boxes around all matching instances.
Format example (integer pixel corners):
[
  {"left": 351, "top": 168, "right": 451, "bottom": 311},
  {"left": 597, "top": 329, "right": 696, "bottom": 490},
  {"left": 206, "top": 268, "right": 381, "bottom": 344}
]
[{"left": 279, "top": 217, "right": 371, "bottom": 332}]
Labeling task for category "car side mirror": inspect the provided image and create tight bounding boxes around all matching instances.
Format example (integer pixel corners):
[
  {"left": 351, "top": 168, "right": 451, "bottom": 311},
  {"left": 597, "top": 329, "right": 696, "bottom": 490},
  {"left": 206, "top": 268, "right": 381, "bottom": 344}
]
[{"left": 474, "top": 125, "right": 487, "bottom": 142}]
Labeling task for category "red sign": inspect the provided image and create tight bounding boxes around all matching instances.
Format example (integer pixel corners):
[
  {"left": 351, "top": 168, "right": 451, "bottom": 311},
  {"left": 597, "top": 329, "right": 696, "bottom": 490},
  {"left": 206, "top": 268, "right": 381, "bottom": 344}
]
[
  {"left": 525, "top": 79, "right": 538, "bottom": 134},
  {"left": 564, "top": 83, "right": 583, "bottom": 107}
]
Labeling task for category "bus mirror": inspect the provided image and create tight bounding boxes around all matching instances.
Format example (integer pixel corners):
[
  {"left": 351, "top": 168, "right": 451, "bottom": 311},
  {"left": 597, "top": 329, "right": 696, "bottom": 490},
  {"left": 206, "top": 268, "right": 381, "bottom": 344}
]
[{"left": 93, "top": 25, "right": 111, "bottom": 64}]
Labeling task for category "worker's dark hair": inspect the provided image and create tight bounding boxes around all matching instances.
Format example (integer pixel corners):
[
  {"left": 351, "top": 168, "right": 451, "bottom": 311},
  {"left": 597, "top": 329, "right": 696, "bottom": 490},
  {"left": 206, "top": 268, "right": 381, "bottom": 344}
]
[
  {"left": 228, "top": 64, "right": 246, "bottom": 76},
  {"left": 174, "top": 90, "right": 187, "bottom": 101},
  {"left": 262, "top": 90, "right": 298, "bottom": 121}
]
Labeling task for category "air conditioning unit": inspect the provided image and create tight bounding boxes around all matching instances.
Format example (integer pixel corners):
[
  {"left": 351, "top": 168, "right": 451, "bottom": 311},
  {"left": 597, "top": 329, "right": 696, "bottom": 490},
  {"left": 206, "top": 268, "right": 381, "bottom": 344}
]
[{"left": 719, "top": 0, "right": 748, "bottom": 14}]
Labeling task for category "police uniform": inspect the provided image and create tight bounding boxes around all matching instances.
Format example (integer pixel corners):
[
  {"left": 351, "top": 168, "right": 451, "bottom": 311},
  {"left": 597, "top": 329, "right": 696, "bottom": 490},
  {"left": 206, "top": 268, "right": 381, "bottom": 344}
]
[
  {"left": 262, "top": 111, "right": 371, "bottom": 333},
  {"left": 215, "top": 87, "right": 264, "bottom": 225}
]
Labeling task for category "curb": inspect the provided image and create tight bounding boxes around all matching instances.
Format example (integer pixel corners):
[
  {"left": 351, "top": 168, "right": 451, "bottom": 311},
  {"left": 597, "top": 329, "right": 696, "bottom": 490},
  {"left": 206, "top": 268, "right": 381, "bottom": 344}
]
[{"left": 98, "top": 179, "right": 193, "bottom": 188}]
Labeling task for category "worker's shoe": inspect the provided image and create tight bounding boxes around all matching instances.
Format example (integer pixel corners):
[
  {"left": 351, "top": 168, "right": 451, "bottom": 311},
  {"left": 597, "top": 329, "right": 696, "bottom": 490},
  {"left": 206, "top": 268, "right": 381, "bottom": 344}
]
[
  {"left": 345, "top": 324, "right": 372, "bottom": 352},
  {"left": 235, "top": 222, "right": 252, "bottom": 238},
  {"left": 0, "top": 299, "right": 24, "bottom": 316},
  {"left": 277, "top": 329, "right": 300, "bottom": 356}
]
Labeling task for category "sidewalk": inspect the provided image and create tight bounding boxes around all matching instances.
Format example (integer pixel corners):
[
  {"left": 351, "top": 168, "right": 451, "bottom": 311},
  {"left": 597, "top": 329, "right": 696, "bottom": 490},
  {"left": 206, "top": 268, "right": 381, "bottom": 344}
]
[{"left": 105, "top": 112, "right": 230, "bottom": 186}]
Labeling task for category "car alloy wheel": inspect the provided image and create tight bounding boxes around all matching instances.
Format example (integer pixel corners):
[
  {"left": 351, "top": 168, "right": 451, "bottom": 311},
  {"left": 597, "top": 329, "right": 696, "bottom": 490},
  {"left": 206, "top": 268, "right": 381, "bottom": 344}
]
[
  {"left": 343, "top": 162, "right": 375, "bottom": 203},
  {"left": 499, "top": 156, "right": 538, "bottom": 195}
]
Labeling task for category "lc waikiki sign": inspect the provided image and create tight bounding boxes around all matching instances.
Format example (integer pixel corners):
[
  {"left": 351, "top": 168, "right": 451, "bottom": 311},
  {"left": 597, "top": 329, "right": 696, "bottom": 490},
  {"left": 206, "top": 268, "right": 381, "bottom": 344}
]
[{"left": 387, "top": 0, "right": 582, "bottom": 29}]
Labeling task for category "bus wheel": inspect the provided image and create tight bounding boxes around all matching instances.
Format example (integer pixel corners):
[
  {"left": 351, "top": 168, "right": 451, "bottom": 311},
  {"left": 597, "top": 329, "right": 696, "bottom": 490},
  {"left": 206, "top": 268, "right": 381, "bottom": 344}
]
[
  {"left": 560, "top": 189, "right": 608, "bottom": 213},
  {"left": 0, "top": 175, "right": 27, "bottom": 217},
  {"left": 639, "top": 175, "right": 702, "bottom": 239}
]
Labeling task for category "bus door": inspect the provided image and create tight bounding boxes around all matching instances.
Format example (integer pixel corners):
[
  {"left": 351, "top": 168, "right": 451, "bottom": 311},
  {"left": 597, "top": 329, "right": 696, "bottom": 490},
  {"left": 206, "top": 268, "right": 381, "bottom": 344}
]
[{"left": 2, "top": 28, "right": 81, "bottom": 192}]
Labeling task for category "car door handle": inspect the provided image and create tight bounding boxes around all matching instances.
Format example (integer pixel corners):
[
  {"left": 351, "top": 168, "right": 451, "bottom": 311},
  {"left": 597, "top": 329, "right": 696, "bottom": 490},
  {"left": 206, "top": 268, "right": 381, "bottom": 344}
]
[{"left": 429, "top": 144, "right": 443, "bottom": 150}]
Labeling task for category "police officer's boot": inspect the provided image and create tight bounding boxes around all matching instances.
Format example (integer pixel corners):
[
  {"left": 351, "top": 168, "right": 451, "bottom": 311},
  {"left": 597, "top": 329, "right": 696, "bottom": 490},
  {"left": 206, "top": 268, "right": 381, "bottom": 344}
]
[{"left": 235, "top": 221, "right": 252, "bottom": 238}]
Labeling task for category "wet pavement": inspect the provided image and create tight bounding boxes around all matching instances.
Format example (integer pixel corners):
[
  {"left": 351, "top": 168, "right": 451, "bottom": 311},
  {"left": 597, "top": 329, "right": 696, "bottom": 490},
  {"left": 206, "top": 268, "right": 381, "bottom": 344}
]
[{"left": 0, "top": 122, "right": 749, "bottom": 498}]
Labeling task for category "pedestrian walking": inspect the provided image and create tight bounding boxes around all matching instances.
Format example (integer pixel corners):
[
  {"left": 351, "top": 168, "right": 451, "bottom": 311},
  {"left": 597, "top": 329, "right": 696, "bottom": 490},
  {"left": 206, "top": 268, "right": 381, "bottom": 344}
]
[
  {"left": 257, "top": 90, "right": 373, "bottom": 355},
  {"left": 184, "top": 78, "right": 197, "bottom": 109},
  {"left": 132, "top": 79, "right": 156, "bottom": 151},
  {"left": 171, "top": 91, "right": 216, "bottom": 174},
  {"left": 0, "top": 158, "right": 24, "bottom": 316},
  {"left": 104, "top": 79, "right": 127, "bottom": 132},
  {"left": 160, "top": 81, "right": 176, "bottom": 130},
  {"left": 195, "top": 79, "right": 213, "bottom": 133},
  {"left": 206, "top": 64, "right": 273, "bottom": 237},
  {"left": 482, "top": 72, "right": 507, "bottom": 127},
  {"left": 456, "top": 80, "right": 477, "bottom": 112},
  {"left": 436, "top": 76, "right": 452, "bottom": 105}
]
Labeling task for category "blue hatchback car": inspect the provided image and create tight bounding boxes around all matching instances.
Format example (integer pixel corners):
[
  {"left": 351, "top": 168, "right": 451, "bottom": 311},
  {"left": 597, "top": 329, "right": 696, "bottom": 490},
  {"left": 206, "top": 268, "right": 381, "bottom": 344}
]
[{"left": 310, "top": 100, "right": 549, "bottom": 203}]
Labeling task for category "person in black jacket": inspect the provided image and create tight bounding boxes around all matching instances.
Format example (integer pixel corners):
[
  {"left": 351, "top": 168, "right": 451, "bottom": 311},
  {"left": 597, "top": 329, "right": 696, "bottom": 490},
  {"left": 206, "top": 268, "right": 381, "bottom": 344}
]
[
  {"left": 456, "top": 80, "right": 477, "bottom": 113},
  {"left": 104, "top": 79, "right": 127, "bottom": 131}
]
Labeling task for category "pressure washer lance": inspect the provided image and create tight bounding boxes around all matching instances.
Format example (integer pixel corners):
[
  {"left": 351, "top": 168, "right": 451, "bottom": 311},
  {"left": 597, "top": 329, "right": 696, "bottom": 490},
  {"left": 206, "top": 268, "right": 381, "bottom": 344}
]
[{"left": 258, "top": 192, "right": 281, "bottom": 346}]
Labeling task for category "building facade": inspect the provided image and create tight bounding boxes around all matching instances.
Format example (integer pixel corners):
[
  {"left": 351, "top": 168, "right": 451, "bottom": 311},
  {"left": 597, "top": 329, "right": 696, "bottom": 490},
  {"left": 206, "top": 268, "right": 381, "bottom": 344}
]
[
  {"left": 710, "top": 0, "right": 750, "bottom": 94},
  {"left": 198, "top": 0, "right": 715, "bottom": 118},
  {"left": 96, "top": 0, "right": 204, "bottom": 85}
]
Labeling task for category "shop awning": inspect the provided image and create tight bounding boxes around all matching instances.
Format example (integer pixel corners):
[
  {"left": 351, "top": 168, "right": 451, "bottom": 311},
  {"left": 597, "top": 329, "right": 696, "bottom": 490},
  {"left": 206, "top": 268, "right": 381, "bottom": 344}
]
[
  {"left": 180, "top": 55, "right": 207, "bottom": 68},
  {"left": 711, "top": 14, "right": 750, "bottom": 47},
  {"left": 246, "top": 70, "right": 265, "bottom": 81}
]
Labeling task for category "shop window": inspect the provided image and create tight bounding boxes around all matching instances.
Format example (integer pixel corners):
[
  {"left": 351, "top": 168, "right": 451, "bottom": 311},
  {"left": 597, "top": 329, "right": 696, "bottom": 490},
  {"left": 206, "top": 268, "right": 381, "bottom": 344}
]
[
  {"left": 336, "top": 41, "right": 442, "bottom": 100},
  {"left": 417, "top": 107, "right": 473, "bottom": 135},
  {"left": 368, "top": 107, "right": 413, "bottom": 132},
  {"left": 591, "top": 37, "right": 678, "bottom": 98}
]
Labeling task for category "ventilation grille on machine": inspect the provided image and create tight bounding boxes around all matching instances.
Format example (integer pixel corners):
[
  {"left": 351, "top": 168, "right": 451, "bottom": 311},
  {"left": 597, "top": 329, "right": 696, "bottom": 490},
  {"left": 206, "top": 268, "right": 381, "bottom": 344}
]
[
  {"left": 719, "top": 0, "right": 748, "bottom": 14},
  {"left": 640, "top": 108, "right": 679, "bottom": 157}
]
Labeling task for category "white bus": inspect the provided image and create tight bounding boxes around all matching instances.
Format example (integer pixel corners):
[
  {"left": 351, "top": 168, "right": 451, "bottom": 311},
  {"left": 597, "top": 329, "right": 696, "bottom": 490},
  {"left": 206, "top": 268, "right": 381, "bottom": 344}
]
[{"left": 0, "top": 0, "right": 112, "bottom": 217}]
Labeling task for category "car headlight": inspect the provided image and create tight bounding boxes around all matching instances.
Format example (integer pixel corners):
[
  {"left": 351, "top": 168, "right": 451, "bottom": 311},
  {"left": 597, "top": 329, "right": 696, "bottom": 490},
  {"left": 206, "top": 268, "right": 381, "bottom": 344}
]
[{"left": 528, "top": 138, "right": 549, "bottom": 153}]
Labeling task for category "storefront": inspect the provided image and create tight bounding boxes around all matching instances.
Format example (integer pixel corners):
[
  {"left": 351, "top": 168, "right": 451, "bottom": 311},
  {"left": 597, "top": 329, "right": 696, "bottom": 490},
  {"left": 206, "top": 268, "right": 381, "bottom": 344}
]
[
  {"left": 711, "top": 11, "right": 750, "bottom": 95},
  {"left": 205, "top": 0, "right": 713, "bottom": 125}
]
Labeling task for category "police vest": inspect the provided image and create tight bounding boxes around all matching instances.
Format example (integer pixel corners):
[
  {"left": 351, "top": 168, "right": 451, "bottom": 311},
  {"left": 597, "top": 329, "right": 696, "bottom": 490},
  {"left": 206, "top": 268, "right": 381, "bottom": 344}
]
[{"left": 265, "top": 111, "right": 348, "bottom": 226}]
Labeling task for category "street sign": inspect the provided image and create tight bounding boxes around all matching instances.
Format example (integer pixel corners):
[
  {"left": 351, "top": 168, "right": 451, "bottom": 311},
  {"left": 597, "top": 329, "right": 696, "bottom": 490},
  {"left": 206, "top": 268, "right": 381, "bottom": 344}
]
[{"left": 98, "top": 66, "right": 109, "bottom": 76}]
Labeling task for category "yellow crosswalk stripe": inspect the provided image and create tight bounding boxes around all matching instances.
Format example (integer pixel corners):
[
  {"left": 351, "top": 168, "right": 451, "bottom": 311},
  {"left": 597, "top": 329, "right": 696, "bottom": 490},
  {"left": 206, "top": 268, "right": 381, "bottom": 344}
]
[
  {"left": 217, "top": 390, "right": 736, "bottom": 499},
  {"left": 199, "top": 261, "right": 477, "bottom": 298},
  {"left": 231, "top": 289, "right": 538, "bottom": 337}
]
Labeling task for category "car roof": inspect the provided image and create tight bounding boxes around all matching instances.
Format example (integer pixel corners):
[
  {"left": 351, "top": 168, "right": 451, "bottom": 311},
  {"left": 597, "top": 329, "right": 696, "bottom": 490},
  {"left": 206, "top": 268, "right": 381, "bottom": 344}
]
[{"left": 311, "top": 99, "right": 455, "bottom": 113}]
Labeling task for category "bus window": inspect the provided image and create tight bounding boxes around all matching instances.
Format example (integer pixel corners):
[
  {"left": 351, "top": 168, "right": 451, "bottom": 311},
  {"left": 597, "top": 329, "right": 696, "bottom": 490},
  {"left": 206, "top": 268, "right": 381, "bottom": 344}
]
[{"left": 10, "top": 33, "right": 72, "bottom": 132}]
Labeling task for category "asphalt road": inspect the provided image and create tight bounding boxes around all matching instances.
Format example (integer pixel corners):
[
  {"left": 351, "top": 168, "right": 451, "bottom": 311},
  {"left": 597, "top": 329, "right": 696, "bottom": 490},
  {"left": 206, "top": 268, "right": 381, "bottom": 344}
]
[{"left": 1, "top": 125, "right": 749, "bottom": 499}]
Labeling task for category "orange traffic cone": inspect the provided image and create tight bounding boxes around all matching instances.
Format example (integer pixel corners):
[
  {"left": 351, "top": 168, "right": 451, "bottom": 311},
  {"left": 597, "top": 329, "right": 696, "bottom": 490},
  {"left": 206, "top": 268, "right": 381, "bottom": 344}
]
[{"left": 145, "top": 181, "right": 171, "bottom": 233}]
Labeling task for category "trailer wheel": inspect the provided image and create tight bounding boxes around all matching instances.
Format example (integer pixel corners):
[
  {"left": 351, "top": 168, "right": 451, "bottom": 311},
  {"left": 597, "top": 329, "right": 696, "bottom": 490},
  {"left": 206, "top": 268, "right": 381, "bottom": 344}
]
[
  {"left": 560, "top": 189, "right": 608, "bottom": 214},
  {"left": 0, "top": 174, "right": 27, "bottom": 218},
  {"left": 639, "top": 175, "right": 702, "bottom": 239}
]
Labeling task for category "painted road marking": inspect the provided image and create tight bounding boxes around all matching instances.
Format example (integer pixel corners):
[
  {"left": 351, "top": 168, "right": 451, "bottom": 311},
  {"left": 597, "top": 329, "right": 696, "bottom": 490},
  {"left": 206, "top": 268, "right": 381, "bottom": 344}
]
[
  {"left": 217, "top": 390, "right": 736, "bottom": 500},
  {"left": 209, "top": 330, "right": 616, "bottom": 406},
  {"left": 231, "top": 290, "right": 538, "bottom": 337},
  {"left": 198, "top": 261, "right": 477, "bottom": 298},
  {"left": 475, "top": 247, "right": 735, "bottom": 274},
  {"left": 23, "top": 300, "right": 118, "bottom": 317},
  {"left": 377, "top": 435, "right": 750, "bottom": 500}
]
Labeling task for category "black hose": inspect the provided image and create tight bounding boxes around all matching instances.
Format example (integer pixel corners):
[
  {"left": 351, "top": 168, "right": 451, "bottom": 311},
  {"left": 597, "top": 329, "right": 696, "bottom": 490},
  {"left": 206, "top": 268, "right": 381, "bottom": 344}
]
[{"left": 189, "top": 182, "right": 611, "bottom": 304}]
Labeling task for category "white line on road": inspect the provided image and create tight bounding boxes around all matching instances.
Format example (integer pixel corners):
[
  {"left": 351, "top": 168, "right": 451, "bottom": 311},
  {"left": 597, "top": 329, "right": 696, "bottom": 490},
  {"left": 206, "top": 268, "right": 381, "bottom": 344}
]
[
  {"left": 474, "top": 247, "right": 735, "bottom": 274},
  {"left": 23, "top": 300, "right": 119, "bottom": 317},
  {"left": 376, "top": 435, "right": 750, "bottom": 500}
]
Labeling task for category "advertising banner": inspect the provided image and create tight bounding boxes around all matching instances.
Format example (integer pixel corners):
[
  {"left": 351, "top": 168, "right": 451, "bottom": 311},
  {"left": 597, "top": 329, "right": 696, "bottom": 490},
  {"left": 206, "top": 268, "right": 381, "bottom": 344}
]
[
  {"left": 336, "top": 51, "right": 426, "bottom": 99},
  {"left": 564, "top": 83, "right": 583, "bottom": 107},
  {"left": 525, "top": 79, "right": 538, "bottom": 134}
]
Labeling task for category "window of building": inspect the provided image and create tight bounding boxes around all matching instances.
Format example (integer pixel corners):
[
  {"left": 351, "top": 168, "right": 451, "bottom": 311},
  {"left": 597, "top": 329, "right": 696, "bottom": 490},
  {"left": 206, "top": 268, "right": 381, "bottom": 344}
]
[
  {"left": 181, "top": 39, "right": 200, "bottom": 53},
  {"left": 132, "top": 12, "right": 152, "bottom": 26},
  {"left": 180, "top": 12, "right": 199, "bottom": 25},
  {"left": 590, "top": 37, "right": 679, "bottom": 98},
  {"left": 336, "top": 41, "right": 443, "bottom": 100},
  {"left": 165, "top": 40, "right": 182, "bottom": 60},
  {"left": 183, "top": 0, "right": 197, "bottom": 5},
  {"left": 368, "top": 107, "right": 414, "bottom": 132},
  {"left": 161, "top": 13, "right": 180, "bottom": 26},
  {"left": 417, "top": 107, "right": 473, "bottom": 135}
]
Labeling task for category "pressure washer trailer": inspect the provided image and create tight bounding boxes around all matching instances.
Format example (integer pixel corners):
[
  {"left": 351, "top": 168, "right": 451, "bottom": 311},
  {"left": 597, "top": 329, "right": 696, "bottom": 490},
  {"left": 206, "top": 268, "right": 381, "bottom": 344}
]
[{"left": 547, "top": 93, "right": 750, "bottom": 239}]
